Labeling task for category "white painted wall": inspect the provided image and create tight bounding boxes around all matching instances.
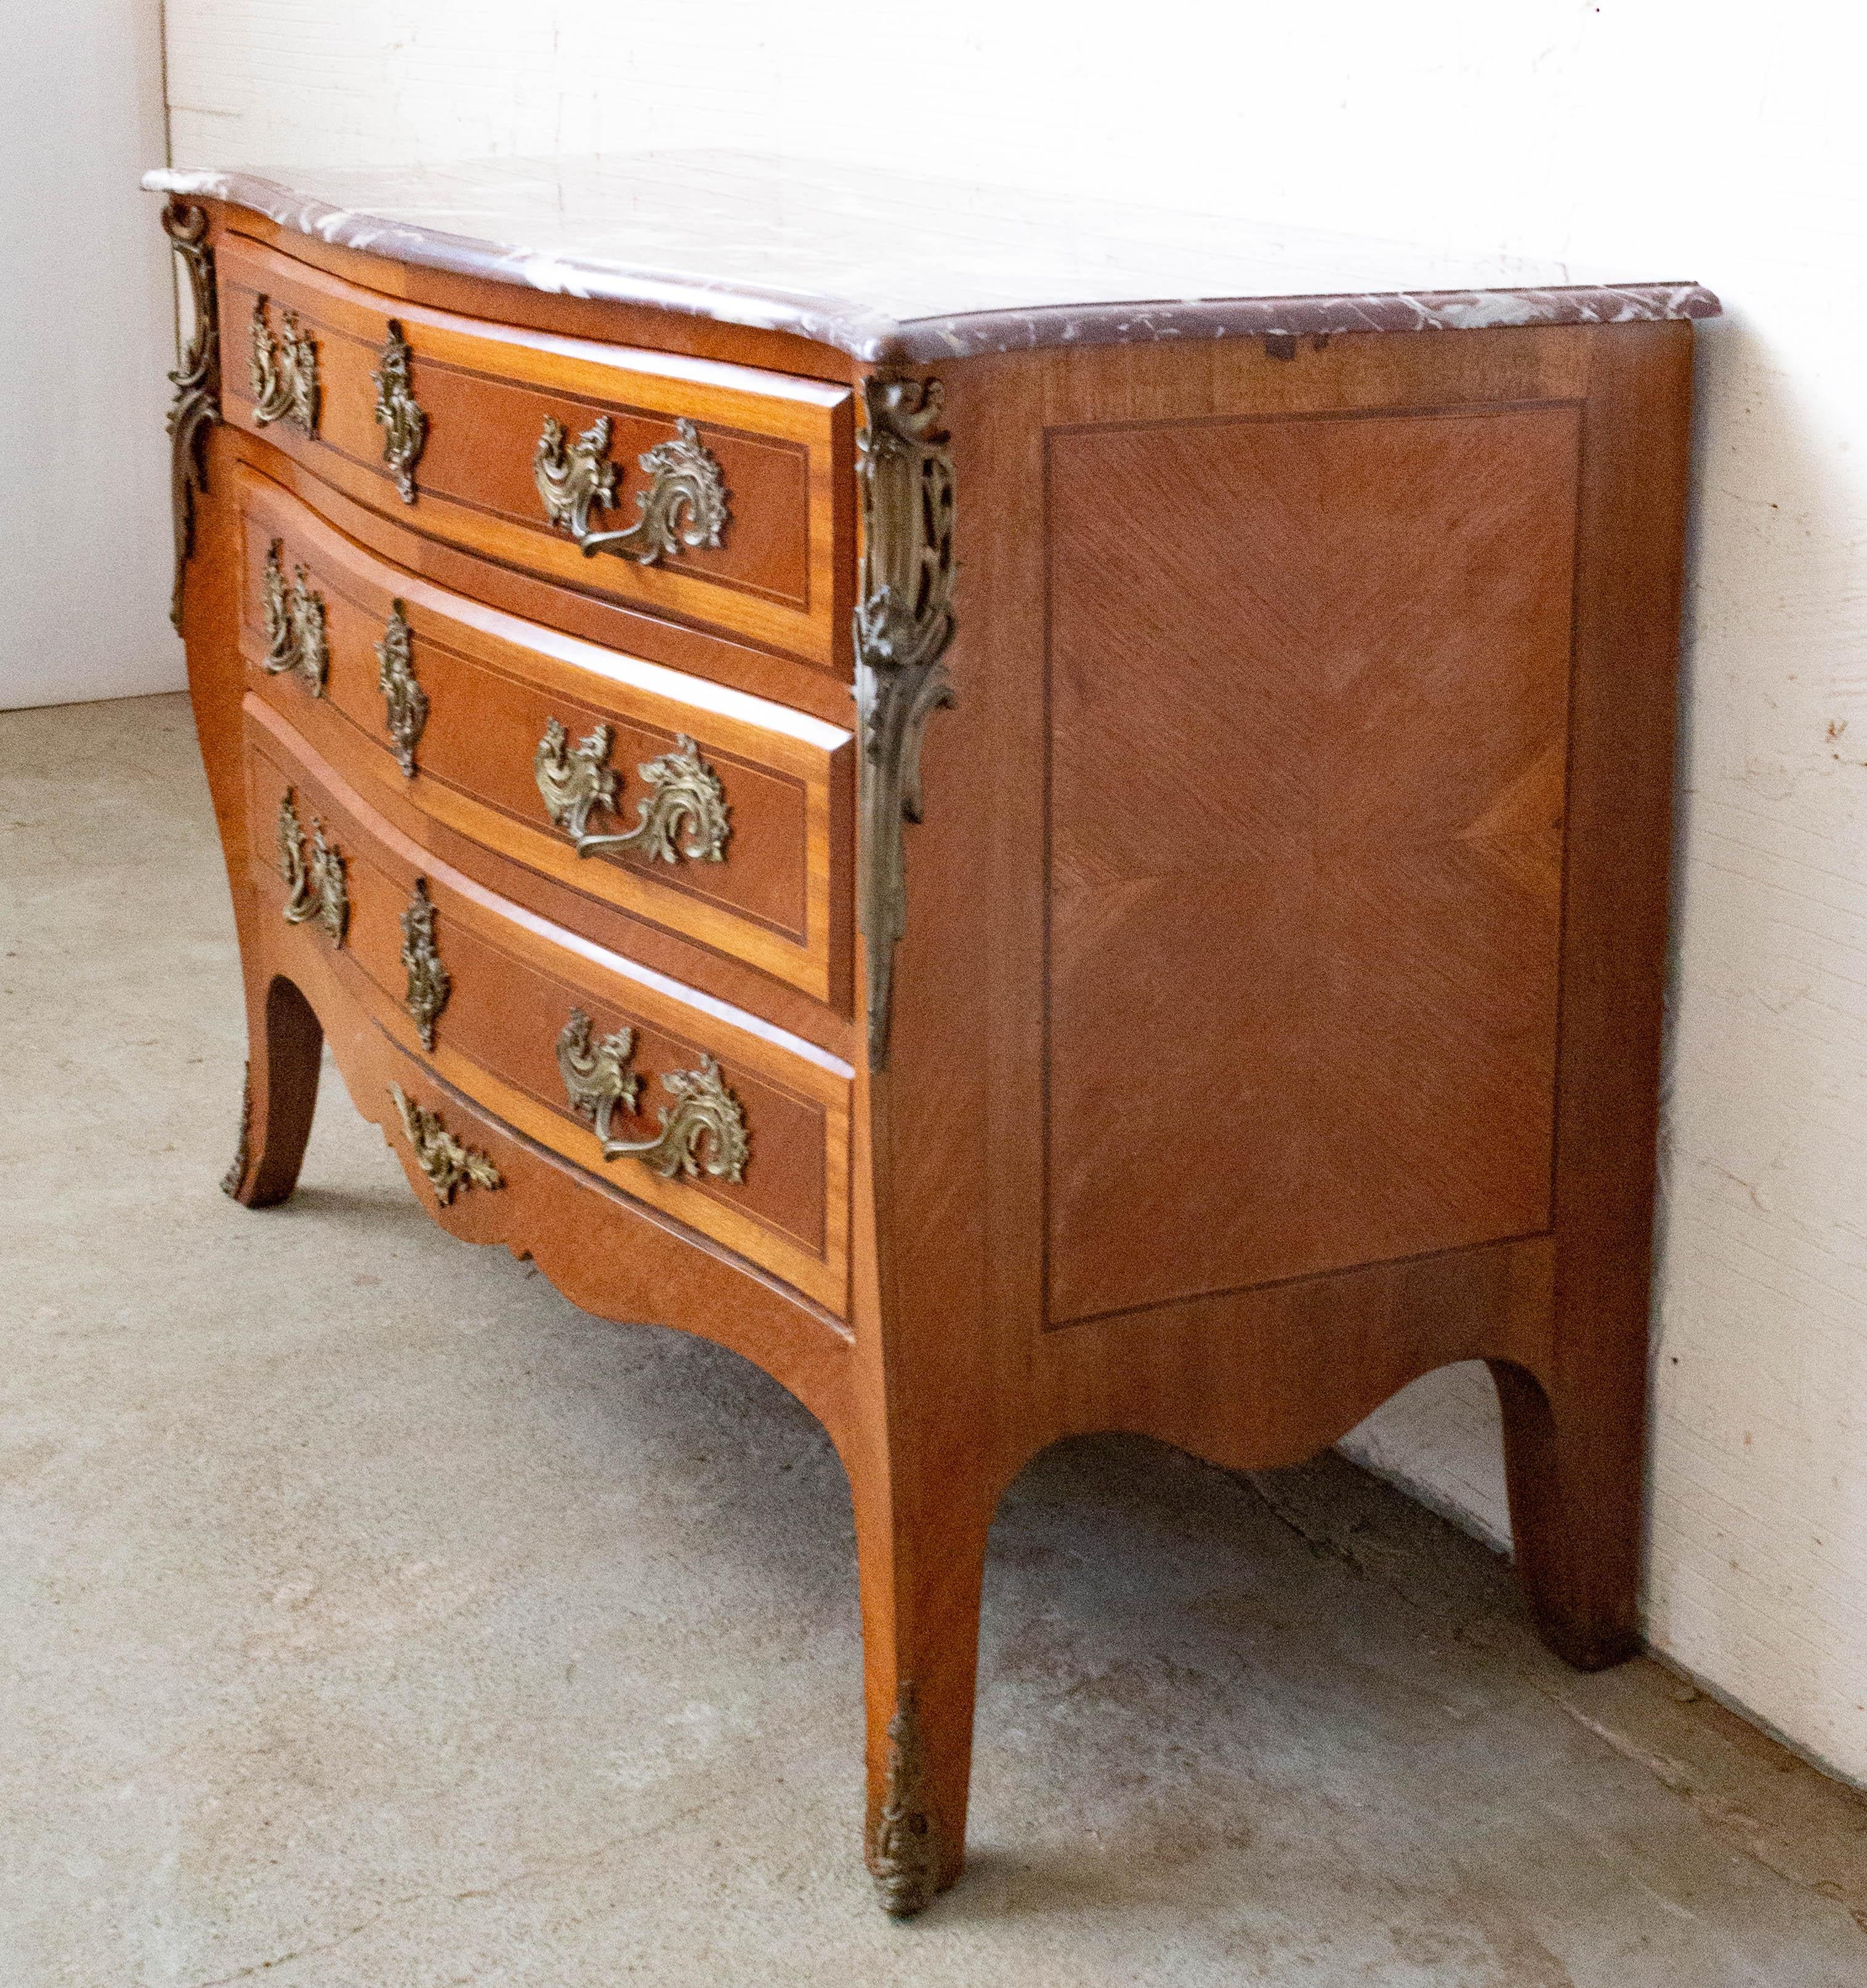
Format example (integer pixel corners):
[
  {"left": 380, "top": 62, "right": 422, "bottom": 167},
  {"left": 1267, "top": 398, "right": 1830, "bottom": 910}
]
[
  {"left": 1, "top": 0, "right": 179, "bottom": 710},
  {"left": 161, "top": 1, "right": 1867, "bottom": 1785}
]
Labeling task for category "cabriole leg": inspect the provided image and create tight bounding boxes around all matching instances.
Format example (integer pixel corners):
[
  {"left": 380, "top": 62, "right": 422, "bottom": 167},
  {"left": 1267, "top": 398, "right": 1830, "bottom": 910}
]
[
  {"left": 1488, "top": 1356, "right": 1643, "bottom": 1672},
  {"left": 222, "top": 973, "right": 323, "bottom": 1208}
]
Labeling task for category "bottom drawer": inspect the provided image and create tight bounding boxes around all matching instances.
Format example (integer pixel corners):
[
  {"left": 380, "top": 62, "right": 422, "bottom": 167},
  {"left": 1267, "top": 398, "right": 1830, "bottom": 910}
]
[{"left": 243, "top": 695, "right": 853, "bottom": 1315}]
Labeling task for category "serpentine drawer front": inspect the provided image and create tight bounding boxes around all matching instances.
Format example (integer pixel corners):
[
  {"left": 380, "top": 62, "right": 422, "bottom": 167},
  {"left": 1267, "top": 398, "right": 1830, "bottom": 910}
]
[
  {"left": 153, "top": 157, "right": 1716, "bottom": 1918},
  {"left": 244, "top": 699, "right": 853, "bottom": 1314},
  {"left": 235, "top": 465, "right": 853, "bottom": 1007},
  {"left": 214, "top": 233, "right": 853, "bottom": 669}
]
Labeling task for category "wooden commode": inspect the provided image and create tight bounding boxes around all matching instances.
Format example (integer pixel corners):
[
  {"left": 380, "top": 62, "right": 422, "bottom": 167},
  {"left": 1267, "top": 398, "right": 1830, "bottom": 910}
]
[{"left": 146, "top": 155, "right": 1718, "bottom": 1915}]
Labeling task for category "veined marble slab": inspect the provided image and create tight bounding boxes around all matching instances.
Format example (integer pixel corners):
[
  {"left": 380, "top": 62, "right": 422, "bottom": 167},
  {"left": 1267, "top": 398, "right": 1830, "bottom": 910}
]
[{"left": 145, "top": 151, "right": 1719, "bottom": 364}]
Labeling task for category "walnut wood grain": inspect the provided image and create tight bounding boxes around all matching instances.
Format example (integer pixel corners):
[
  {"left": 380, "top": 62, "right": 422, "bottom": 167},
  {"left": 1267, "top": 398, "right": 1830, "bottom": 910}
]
[{"left": 228, "top": 430, "right": 854, "bottom": 728}]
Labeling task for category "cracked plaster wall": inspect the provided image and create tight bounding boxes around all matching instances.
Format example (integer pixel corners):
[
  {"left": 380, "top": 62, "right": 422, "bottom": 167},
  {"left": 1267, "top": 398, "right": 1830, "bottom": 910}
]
[{"left": 2, "top": 0, "right": 176, "bottom": 707}]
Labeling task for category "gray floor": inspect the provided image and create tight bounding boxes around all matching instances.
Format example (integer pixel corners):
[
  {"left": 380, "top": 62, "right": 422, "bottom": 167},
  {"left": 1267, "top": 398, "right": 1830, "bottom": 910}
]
[{"left": 6, "top": 691, "right": 1867, "bottom": 1987}]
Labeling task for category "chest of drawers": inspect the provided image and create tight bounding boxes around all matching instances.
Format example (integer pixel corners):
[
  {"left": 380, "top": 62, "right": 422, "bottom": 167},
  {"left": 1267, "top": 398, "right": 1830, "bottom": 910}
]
[{"left": 148, "top": 156, "right": 1717, "bottom": 1915}]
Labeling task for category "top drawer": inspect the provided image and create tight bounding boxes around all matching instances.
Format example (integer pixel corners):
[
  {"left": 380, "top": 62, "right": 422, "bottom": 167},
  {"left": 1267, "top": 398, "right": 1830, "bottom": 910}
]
[{"left": 215, "top": 235, "right": 855, "bottom": 670}]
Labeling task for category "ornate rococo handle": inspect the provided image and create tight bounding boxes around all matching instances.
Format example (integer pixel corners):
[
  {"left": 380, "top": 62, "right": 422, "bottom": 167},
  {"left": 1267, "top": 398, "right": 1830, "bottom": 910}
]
[
  {"left": 276, "top": 788, "right": 348, "bottom": 946},
  {"left": 260, "top": 542, "right": 328, "bottom": 696},
  {"left": 533, "top": 414, "right": 730, "bottom": 566},
  {"left": 556, "top": 1008, "right": 749, "bottom": 1184},
  {"left": 389, "top": 1084, "right": 503, "bottom": 1203},
  {"left": 533, "top": 717, "right": 730, "bottom": 863},
  {"left": 375, "top": 600, "right": 427, "bottom": 776},
  {"left": 373, "top": 320, "right": 427, "bottom": 502},
  {"left": 249, "top": 295, "right": 320, "bottom": 435},
  {"left": 855, "top": 375, "right": 957, "bottom": 1069},
  {"left": 399, "top": 877, "right": 451, "bottom": 1050},
  {"left": 161, "top": 201, "right": 220, "bottom": 629}
]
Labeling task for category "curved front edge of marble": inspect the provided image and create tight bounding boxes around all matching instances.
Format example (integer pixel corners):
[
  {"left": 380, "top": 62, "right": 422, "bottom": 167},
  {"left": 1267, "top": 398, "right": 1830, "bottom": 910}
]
[
  {"left": 142, "top": 166, "right": 905, "bottom": 359},
  {"left": 142, "top": 166, "right": 1720, "bottom": 366}
]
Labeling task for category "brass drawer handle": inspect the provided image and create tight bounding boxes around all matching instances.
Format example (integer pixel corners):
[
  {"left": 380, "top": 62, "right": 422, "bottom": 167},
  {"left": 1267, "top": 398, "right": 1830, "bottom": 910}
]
[
  {"left": 389, "top": 1084, "right": 502, "bottom": 1203},
  {"left": 534, "top": 718, "right": 730, "bottom": 864},
  {"left": 376, "top": 601, "right": 427, "bottom": 777},
  {"left": 276, "top": 789, "right": 347, "bottom": 946},
  {"left": 533, "top": 414, "right": 729, "bottom": 566},
  {"left": 557, "top": 1008, "right": 748, "bottom": 1184},
  {"left": 249, "top": 295, "right": 319, "bottom": 436},
  {"left": 399, "top": 877, "right": 451, "bottom": 1050},
  {"left": 372, "top": 320, "right": 427, "bottom": 503},
  {"left": 260, "top": 542, "right": 328, "bottom": 696}
]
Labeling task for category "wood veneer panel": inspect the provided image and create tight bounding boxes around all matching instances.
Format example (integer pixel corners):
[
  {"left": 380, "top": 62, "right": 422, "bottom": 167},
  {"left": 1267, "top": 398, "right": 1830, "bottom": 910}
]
[
  {"left": 229, "top": 432, "right": 854, "bottom": 728},
  {"left": 1042, "top": 402, "right": 1579, "bottom": 1322},
  {"left": 235, "top": 465, "right": 852, "bottom": 1006},
  {"left": 243, "top": 703, "right": 853, "bottom": 1314},
  {"left": 216, "top": 235, "right": 853, "bottom": 667}
]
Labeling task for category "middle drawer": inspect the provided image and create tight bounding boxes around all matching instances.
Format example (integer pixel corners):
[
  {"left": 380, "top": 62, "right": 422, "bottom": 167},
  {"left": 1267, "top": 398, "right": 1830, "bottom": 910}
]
[{"left": 236, "top": 465, "right": 853, "bottom": 1007}]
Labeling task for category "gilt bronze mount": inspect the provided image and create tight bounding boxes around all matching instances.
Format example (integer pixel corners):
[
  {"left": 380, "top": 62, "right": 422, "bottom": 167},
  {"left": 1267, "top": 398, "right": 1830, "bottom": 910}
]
[
  {"left": 399, "top": 878, "right": 451, "bottom": 1050},
  {"left": 375, "top": 601, "right": 427, "bottom": 777},
  {"left": 389, "top": 1084, "right": 502, "bottom": 1204},
  {"left": 854, "top": 376, "right": 957, "bottom": 1068},
  {"left": 220, "top": 1063, "right": 254, "bottom": 1201},
  {"left": 534, "top": 414, "right": 729, "bottom": 566},
  {"left": 533, "top": 717, "right": 730, "bottom": 864},
  {"left": 276, "top": 789, "right": 348, "bottom": 946},
  {"left": 868, "top": 1683, "right": 943, "bottom": 1917},
  {"left": 260, "top": 542, "right": 328, "bottom": 697},
  {"left": 249, "top": 296, "right": 320, "bottom": 435},
  {"left": 161, "top": 201, "right": 220, "bottom": 628},
  {"left": 556, "top": 1007, "right": 748, "bottom": 1184},
  {"left": 373, "top": 320, "right": 428, "bottom": 502}
]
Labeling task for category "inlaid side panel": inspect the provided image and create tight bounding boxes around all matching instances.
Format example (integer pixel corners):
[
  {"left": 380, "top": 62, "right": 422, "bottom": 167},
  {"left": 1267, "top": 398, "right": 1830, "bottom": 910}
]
[{"left": 1044, "top": 403, "right": 1581, "bottom": 1325}]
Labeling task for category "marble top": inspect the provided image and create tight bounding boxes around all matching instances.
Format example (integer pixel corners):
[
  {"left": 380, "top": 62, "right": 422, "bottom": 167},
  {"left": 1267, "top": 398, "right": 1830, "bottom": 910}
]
[{"left": 145, "top": 152, "right": 1720, "bottom": 365}]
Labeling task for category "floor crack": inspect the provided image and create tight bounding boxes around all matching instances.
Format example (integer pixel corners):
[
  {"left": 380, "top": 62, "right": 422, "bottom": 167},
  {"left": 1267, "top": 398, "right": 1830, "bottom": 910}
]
[
  {"left": 187, "top": 1908, "right": 392, "bottom": 1988},
  {"left": 1238, "top": 1459, "right": 1867, "bottom": 1938},
  {"left": 182, "top": 1789, "right": 733, "bottom": 1986}
]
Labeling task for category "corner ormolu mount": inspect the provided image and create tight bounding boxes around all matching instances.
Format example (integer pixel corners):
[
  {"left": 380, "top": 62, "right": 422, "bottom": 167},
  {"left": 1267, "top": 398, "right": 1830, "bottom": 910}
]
[
  {"left": 867, "top": 1681, "right": 943, "bottom": 1917},
  {"left": 853, "top": 376, "right": 956, "bottom": 1069},
  {"left": 161, "top": 201, "right": 220, "bottom": 629}
]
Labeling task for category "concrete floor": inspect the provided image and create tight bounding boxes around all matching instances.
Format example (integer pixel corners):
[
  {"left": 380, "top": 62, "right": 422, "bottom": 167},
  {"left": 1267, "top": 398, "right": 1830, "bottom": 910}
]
[{"left": 6, "top": 691, "right": 1867, "bottom": 1988}]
